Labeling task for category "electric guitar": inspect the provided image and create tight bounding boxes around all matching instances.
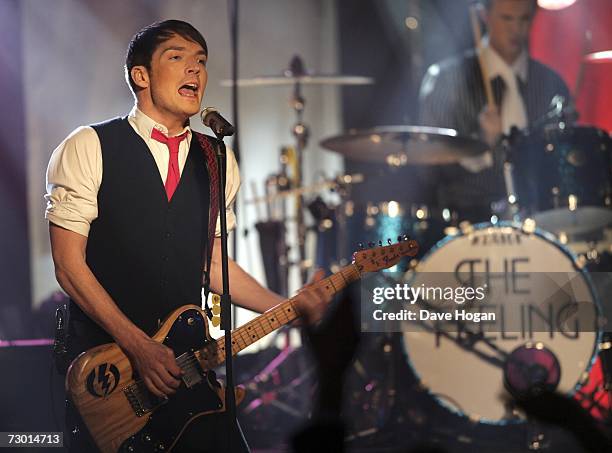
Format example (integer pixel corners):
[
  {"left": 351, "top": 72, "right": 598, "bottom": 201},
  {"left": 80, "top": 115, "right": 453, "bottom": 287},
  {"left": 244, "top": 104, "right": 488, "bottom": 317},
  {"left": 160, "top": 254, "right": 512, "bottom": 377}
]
[{"left": 66, "top": 238, "right": 418, "bottom": 453}]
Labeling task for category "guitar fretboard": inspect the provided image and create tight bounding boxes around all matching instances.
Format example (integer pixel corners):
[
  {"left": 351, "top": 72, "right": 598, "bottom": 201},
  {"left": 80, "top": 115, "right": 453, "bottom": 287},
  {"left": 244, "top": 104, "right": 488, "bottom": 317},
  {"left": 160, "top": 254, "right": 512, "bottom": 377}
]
[{"left": 195, "top": 264, "right": 361, "bottom": 369}]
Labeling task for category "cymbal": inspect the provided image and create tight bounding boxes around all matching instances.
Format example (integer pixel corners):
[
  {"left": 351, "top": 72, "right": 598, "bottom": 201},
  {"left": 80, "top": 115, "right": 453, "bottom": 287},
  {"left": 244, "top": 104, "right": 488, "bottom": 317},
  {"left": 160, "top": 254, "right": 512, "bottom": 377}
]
[
  {"left": 221, "top": 74, "right": 373, "bottom": 87},
  {"left": 584, "top": 50, "right": 612, "bottom": 63},
  {"left": 222, "top": 54, "right": 374, "bottom": 87},
  {"left": 320, "top": 126, "right": 488, "bottom": 165}
]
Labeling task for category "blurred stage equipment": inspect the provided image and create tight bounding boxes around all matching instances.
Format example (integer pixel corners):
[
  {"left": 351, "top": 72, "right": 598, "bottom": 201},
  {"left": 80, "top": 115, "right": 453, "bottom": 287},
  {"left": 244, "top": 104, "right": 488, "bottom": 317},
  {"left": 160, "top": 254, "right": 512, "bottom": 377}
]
[
  {"left": 0, "top": 342, "right": 65, "bottom": 434},
  {"left": 320, "top": 125, "right": 488, "bottom": 166},
  {"left": 537, "top": 0, "right": 578, "bottom": 10},
  {"left": 233, "top": 333, "right": 315, "bottom": 449},
  {"left": 585, "top": 50, "right": 612, "bottom": 63},
  {"left": 224, "top": 55, "right": 372, "bottom": 286},
  {"left": 229, "top": 26, "right": 611, "bottom": 453},
  {"left": 318, "top": 126, "right": 488, "bottom": 267},
  {"left": 504, "top": 343, "right": 562, "bottom": 400},
  {"left": 511, "top": 123, "right": 612, "bottom": 238}
]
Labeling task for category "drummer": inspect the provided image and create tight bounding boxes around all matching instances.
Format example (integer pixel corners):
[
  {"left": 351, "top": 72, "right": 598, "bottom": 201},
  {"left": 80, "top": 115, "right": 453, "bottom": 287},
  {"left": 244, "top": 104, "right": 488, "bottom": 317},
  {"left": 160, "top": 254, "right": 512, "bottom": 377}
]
[{"left": 419, "top": 0, "right": 569, "bottom": 223}]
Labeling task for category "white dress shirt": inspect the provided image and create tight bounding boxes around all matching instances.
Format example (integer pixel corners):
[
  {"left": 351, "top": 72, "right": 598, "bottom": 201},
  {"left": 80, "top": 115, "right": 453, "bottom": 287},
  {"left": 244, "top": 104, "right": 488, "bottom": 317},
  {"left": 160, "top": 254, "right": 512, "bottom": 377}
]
[
  {"left": 482, "top": 37, "right": 529, "bottom": 134},
  {"left": 45, "top": 107, "right": 240, "bottom": 237}
]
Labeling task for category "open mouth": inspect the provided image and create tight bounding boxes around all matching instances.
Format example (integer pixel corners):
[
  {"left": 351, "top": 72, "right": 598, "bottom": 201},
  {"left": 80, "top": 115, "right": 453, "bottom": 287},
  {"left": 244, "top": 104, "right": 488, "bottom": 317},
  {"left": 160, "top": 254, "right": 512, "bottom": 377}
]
[{"left": 178, "top": 83, "right": 199, "bottom": 98}]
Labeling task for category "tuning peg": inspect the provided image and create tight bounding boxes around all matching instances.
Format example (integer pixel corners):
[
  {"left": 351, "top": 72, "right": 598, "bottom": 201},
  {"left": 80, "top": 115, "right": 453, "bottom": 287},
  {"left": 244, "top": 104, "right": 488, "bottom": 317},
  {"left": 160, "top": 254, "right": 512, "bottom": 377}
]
[
  {"left": 368, "top": 242, "right": 375, "bottom": 248},
  {"left": 387, "top": 238, "right": 392, "bottom": 245},
  {"left": 358, "top": 242, "right": 364, "bottom": 250}
]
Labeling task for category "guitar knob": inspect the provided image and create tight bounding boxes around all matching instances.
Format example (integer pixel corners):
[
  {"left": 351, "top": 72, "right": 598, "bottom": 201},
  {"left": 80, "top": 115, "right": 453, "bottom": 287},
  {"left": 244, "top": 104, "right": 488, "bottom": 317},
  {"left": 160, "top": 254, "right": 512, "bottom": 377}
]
[
  {"left": 368, "top": 242, "right": 375, "bottom": 248},
  {"left": 397, "top": 235, "right": 403, "bottom": 243},
  {"left": 387, "top": 238, "right": 392, "bottom": 245},
  {"left": 155, "top": 442, "right": 166, "bottom": 451},
  {"left": 358, "top": 242, "right": 364, "bottom": 250},
  {"left": 378, "top": 240, "right": 383, "bottom": 246}
]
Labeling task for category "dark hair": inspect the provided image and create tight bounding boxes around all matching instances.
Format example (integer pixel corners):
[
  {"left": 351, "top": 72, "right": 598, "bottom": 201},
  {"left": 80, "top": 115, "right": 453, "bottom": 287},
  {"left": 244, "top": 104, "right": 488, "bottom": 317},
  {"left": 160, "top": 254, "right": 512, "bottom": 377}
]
[{"left": 125, "top": 20, "right": 208, "bottom": 93}]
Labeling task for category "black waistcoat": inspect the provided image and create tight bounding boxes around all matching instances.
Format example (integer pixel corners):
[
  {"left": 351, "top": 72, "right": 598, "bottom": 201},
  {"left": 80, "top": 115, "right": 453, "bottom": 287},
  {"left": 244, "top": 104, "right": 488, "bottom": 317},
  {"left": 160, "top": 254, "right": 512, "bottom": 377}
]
[{"left": 67, "top": 117, "right": 210, "bottom": 355}]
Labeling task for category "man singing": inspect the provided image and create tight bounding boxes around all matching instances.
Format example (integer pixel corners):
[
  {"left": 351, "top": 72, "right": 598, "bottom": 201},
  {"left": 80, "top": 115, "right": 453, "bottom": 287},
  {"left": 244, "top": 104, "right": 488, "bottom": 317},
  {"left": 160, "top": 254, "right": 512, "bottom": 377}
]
[{"left": 46, "top": 20, "right": 328, "bottom": 452}]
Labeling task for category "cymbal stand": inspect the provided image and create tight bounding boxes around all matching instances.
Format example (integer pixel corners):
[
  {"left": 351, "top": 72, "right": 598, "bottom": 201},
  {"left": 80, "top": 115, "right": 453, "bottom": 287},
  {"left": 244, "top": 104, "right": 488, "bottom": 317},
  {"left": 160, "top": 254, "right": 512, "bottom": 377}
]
[
  {"left": 500, "top": 128, "right": 521, "bottom": 221},
  {"left": 288, "top": 55, "right": 310, "bottom": 285}
]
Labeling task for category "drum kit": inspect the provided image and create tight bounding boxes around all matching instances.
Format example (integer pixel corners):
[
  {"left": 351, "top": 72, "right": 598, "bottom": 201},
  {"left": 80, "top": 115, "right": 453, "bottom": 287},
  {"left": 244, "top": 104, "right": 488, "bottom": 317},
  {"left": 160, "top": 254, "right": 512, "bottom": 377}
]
[{"left": 229, "top": 54, "right": 612, "bottom": 451}]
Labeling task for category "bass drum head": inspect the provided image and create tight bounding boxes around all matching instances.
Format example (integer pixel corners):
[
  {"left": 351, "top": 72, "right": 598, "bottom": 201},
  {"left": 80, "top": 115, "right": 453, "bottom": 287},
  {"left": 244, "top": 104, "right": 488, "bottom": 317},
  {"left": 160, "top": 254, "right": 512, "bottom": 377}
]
[{"left": 403, "top": 222, "right": 600, "bottom": 424}]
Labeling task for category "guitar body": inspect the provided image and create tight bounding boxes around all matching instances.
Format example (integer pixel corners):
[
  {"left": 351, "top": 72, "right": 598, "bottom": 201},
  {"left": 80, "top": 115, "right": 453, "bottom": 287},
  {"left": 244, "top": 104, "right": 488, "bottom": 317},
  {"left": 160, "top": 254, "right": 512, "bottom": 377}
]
[{"left": 66, "top": 305, "right": 229, "bottom": 453}]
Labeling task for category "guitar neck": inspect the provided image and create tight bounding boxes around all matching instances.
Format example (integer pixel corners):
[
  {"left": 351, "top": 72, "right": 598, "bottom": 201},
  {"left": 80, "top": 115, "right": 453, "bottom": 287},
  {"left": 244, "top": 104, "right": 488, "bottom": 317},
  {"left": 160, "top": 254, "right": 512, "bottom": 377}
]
[{"left": 196, "top": 263, "right": 361, "bottom": 369}]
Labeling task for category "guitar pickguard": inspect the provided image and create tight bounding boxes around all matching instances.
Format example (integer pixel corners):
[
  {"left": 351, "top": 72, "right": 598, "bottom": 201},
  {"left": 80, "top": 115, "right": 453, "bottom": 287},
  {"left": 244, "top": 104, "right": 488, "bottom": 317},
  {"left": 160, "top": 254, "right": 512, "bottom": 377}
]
[{"left": 118, "top": 309, "right": 223, "bottom": 452}]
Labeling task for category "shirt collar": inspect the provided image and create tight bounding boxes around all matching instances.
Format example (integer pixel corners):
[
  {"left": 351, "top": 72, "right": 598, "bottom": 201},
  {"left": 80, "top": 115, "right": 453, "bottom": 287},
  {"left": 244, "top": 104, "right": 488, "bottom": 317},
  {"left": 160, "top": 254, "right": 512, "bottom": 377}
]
[
  {"left": 481, "top": 36, "right": 528, "bottom": 83},
  {"left": 128, "top": 106, "right": 192, "bottom": 139}
]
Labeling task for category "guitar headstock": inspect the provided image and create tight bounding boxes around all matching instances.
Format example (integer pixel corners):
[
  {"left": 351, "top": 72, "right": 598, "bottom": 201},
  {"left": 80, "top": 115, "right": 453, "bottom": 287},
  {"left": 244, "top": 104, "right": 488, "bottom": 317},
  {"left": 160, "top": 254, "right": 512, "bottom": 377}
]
[{"left": 352, "top": 236, "right": 419, "bottom": 273}]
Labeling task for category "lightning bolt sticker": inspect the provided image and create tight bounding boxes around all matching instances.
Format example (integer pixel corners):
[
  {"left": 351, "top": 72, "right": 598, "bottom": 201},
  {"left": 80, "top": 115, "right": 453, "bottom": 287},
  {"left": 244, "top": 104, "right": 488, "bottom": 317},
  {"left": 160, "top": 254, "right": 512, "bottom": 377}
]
[{"left": 86, "top": 363, "right": 120, "bottom": 398}]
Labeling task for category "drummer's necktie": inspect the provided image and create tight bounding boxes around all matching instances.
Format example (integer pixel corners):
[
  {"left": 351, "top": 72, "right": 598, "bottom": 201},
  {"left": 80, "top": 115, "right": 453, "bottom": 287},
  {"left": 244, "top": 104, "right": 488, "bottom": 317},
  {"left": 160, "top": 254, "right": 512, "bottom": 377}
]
[
  {"left": 499, "top": 74, "right": 527, "bottom": 134},
  {"left": 491, "top": 76, "right": 505, "bottom": 108},
  {"left": 151, "top": 128, "right": 189, "bottom": 201}
]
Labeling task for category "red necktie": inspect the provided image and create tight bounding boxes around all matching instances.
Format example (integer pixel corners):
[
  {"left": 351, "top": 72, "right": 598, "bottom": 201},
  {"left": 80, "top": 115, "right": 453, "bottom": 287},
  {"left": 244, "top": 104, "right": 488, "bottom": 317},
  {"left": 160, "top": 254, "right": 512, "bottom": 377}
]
[{"left": 151, "top": 128, "right": 189, "bottom": 201}]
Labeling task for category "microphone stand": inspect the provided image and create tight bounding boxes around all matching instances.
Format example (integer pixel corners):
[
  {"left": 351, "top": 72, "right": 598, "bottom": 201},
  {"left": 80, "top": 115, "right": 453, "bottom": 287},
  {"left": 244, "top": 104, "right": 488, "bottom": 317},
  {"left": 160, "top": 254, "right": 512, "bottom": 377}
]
[{"left": 211, "top": 133, "right": 240, "bottom": 450}]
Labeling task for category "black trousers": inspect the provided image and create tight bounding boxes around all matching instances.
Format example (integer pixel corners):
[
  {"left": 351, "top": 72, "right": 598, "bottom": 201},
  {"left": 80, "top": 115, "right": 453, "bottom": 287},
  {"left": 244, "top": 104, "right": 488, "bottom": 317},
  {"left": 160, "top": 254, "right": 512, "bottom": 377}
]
[{"left": 65, "top": 399, "right": 250, "bottom": 453}]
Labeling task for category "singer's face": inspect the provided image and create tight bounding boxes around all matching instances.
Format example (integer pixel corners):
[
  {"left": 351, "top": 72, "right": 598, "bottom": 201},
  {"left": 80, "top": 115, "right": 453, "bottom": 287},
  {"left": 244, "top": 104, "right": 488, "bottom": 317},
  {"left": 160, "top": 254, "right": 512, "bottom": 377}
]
[{"left": 146, "top": 34, "right": 208, "bottom": 126}]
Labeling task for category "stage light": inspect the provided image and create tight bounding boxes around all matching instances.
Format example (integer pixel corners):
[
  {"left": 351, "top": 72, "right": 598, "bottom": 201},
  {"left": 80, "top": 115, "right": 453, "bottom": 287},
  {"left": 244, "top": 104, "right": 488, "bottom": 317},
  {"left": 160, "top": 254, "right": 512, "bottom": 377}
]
[
  {"left": 537, "top": 0, "right": 577, "bottom": 10},
  {"left": 585, "top": 50, "right": 612, "bottom": 63}
]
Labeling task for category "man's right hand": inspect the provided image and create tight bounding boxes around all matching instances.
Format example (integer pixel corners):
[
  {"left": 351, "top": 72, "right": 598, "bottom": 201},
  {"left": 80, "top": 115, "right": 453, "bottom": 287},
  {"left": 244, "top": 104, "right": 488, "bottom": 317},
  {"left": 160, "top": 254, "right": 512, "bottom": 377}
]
[
  {"left": 479, "top": 104, "right": 502, "bottom": 147},
  {"left": 123, "top": 336, "right": 183, "bottom": 398}
]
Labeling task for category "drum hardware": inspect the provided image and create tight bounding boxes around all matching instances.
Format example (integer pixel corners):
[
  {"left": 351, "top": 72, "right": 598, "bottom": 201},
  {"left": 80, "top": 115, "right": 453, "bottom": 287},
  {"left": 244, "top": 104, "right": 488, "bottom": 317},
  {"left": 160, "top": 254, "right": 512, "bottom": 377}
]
[
  {"left": 531, "top": 95, "right": 579, "bottom": 131},
  {"left": 496, "top": 128, "right": 523, "bottom": 222},
  {"left": 245, "top": 173, "right": 364, "bottom": 206},
  {"left": 307, "top": 196, "right": 335, "bottom": 232},
  {"left": 459, "top": 220, "right": 474, "bottom": 235},
  {"left": 343, "top": 333, "right": 405, "bottom": 442},
  {"left": 521, "top": 218, "right": 538, "bottom": 235}
]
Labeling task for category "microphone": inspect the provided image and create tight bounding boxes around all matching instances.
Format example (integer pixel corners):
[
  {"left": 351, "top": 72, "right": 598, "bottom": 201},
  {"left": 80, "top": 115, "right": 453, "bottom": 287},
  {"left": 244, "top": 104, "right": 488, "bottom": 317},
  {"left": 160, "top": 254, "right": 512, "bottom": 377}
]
[{"left": 200, "top": 107, "right": 235, "bottom": 137}]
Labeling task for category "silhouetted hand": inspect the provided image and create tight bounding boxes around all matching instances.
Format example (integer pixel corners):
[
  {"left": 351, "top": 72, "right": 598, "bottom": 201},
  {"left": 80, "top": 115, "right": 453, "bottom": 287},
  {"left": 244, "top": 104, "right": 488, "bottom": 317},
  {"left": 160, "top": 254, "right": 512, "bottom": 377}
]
[
  {"left": 304, "top": 281, "right": 361, "bottom": 415},
  {"left": 516, "top": 391, "right": 610, "bottom": 453}
]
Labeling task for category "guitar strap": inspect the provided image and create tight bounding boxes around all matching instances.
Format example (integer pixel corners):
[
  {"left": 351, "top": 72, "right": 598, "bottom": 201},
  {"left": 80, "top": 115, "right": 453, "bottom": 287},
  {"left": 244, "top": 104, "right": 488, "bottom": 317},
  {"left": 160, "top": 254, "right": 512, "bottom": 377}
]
[{"left": 195, "top": 132, "right": 221, "bottom": 320}]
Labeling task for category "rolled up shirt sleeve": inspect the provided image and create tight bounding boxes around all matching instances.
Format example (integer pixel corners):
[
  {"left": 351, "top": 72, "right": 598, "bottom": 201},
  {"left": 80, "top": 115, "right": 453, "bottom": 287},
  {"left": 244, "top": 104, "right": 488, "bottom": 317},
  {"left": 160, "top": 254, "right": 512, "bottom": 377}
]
[
  {"left": 45, "top": 126, "right": 102, "bottom": 237},
  {"left": 215, "top": 146, "right": 241, "bottom": 237}
]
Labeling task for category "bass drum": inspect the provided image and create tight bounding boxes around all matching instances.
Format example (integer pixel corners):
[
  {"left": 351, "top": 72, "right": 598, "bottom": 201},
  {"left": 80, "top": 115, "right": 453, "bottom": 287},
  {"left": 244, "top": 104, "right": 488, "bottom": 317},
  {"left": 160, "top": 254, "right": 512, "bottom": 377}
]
[{"left": 403, "top": 222, "right": 601, "bottom": 423}]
